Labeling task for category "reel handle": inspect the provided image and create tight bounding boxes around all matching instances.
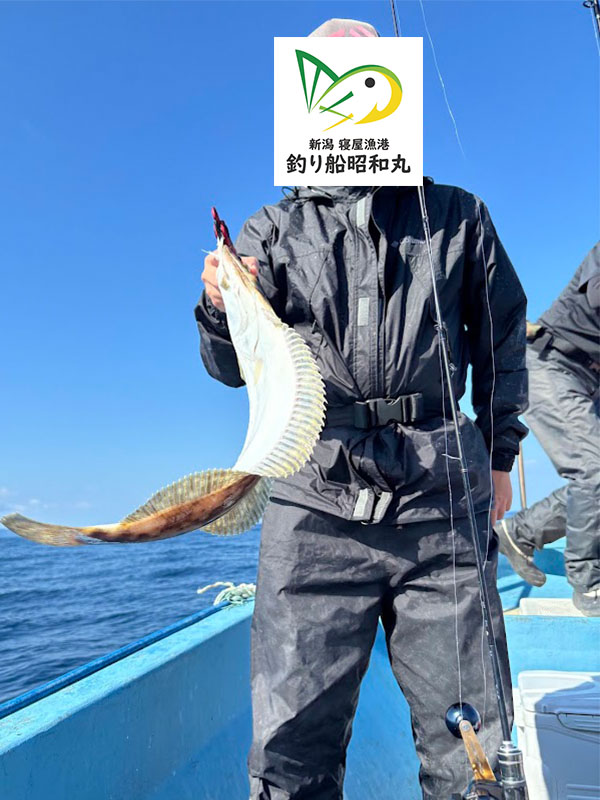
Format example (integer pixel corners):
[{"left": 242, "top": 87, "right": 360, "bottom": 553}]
[
  {"left": 445, "top": 702, "right": 482, "bottom": 737},
  {"left": 445, "top": 704, "right": 529, "bottom": 799}
]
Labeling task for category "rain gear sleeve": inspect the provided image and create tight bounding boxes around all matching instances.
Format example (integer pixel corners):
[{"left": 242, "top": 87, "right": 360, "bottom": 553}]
[
  {"left": 195, "top": 293, "right": 242, "bottom": 388},
  {"left": 464, "top": 200, "right": 528, "bottom": 471},
  {"left": 195, "top": 182, "right": 528, "bottom": 524},
  {"left": 538, "top": 241, "right": 600, "bottom": 362}
]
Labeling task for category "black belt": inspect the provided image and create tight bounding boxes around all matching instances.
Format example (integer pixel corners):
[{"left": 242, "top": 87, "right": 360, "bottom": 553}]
[
  {"left": 529, "top": 328, "right": 600, "bottom": 371},
  {"left": 326, "top": 393, "right": 427, "bottom": 429}
]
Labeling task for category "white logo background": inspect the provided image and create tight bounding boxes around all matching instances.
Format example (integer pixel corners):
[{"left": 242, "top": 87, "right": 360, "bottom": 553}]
[{"left": 274, "top": 37, "right": 423, "bottom": 187}]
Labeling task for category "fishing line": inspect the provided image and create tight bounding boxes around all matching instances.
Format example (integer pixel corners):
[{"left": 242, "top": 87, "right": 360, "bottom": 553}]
[
  {"left": 417, "top": 0, "right": 466, "bottom": 160},
  {"left": 415, "top": 0, "right": 490, "bottom": 722},
  {"left": 437, "top": 255, "right": 465, "bottom": 727},
  {"left": 388, "top": 0, "right": 465, "bottom": 753},
  {"left": 416, "top": 0, "right": 505, "bottom": 732},
  {"left": 593, "top": 13, "right": 600, "bottom": 57},
  {"left": 416, "top": 184, "right": 511, "bottom": 740},
  {"left": 388, "top": 0, "right": 513, "bottom": 749}
]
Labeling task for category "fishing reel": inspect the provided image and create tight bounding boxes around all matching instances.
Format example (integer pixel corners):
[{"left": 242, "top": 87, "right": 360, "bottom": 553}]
[{"left": 445, "top": 703, "right": 529, "bottom": 800}]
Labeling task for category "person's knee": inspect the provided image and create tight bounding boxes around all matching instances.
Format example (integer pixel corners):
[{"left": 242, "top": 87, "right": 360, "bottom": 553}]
[{"left": 570, "top": 470, "right": 600, "bottom": 489}]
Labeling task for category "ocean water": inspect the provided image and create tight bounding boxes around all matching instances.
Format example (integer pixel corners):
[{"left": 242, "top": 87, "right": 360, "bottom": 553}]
[{"left": 0, "top": 524, "right": 260, "bottom": 705}]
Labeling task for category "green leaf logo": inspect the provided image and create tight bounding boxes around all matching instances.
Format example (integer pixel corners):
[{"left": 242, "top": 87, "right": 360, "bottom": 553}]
[{"left": 296, "top": 50, "right": 403, "bottom": 131}]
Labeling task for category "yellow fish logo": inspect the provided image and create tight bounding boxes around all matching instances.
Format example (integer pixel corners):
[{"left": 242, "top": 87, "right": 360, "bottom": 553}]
[{"left": 296, "top": 50, "right": 403, "bottom": 131}]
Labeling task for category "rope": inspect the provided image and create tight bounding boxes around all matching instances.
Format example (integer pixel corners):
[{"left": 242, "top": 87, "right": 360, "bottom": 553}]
[{"left": 197, "top": 581, "right": 256, "bottom": 606}]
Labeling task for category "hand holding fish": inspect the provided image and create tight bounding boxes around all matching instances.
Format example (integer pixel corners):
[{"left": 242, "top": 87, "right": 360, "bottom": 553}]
[{"left": 203, "top": 251, "right": 258, "bottom": 312}]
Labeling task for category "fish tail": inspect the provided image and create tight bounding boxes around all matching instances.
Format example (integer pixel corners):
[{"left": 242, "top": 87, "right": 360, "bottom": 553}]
[{"left": 0, "top": 513, "right": 104, "bottom": 546}]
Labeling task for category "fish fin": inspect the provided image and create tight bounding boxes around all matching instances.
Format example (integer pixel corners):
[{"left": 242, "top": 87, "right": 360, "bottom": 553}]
[
  {"left": 121, "top": 469, "right": 271, "bottom": 536},
  {"left": 235, "top": 325, "right": 326, "bottom": 478},
  {"left": 0, "top": 514, "right": 101, "bottom": 546},
  {"left": 202, "top": 476, "right": 273, "bottom": 535},
  {"left": 121, "top": 469, "right": 237, "bottom": 523}
]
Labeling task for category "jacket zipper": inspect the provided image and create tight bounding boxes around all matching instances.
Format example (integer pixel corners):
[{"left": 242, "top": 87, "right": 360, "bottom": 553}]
[{"left": 355, "top": 187, "right": 384, "bottom": 397}]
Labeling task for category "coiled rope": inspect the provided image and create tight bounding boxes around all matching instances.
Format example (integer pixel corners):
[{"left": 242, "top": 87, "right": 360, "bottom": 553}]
[{"left": 197, "top": 581, "right": 256, "bottom": 606}]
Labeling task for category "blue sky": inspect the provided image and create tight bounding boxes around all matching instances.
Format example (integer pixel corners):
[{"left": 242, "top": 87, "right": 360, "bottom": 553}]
[{"left": 0, "top": 1, "right": 597, "bottom": 526}]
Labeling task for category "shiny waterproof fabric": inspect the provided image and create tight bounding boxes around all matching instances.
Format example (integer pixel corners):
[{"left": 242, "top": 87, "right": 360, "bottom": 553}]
[
  {"left": 538, "top": 242, "right": 600, "bottom": 363},
  {"left": 195, "top": 183, "right": 528, "bottom": 525},
  {"left": 502, "top": 346, "right": 600, "bottom": 591},
  {"left": 248, "top": 500, "right": 512, "bottom": 800}
]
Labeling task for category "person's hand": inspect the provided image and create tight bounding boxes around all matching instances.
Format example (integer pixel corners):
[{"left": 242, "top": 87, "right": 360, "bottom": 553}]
[
  {"left": 491, "top": 469, "right": 512, "bottom": 526},
  {"left": 202, "top": 252, "right": 259, "bottom": 312}
]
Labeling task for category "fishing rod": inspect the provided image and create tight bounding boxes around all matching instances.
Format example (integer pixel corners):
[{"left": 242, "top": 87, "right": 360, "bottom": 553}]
[
  {"left": 583, "top": 0, "right": 600, "bottom": 40},
  {"left": 387, "top": 2, "right": 529, "bottom": 797}
]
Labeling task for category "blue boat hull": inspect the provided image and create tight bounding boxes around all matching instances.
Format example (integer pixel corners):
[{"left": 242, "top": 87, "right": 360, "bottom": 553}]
[{"left": 0, "top": 543, "right": 598, "bottom": 799}]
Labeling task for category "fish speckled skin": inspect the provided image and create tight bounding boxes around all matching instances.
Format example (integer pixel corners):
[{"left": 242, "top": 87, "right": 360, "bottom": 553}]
[
  {"left": 0, "top": 238, "right": 325, "bottom": 546},
  {"left": 1, "top": 473, "right": 265, "bottom": 546}
]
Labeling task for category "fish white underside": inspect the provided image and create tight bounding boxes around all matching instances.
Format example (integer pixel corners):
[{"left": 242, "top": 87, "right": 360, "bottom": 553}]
[{"left": 217, "top": 243, "right": 326, "bottom": 480}]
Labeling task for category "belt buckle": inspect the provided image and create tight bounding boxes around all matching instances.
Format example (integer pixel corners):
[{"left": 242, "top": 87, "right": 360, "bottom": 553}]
[
  {"left": 354, "top": 399, "right": 391, "bottom": 428},
  {"left": 354, "top": 394, "right": 424, "bottom": 428},
  {"left": 377, "top": 397, "right": 404, "bottom": 425},
  {"left": 379, "top": 394, "right": 424, "bottom": 426}
]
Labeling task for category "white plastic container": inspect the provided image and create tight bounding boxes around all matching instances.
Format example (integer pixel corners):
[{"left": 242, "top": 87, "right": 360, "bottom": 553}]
[{"left": 513, "top": 671, "right": 600, "bottom": 800}]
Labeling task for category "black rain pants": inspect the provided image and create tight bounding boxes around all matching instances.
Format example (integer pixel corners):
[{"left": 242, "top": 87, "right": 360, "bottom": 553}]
[
  {"left": 503, "top": 346, "right": 600, "bottom": 592},
  {"left": 248, "top": 498, "right": 512, "bottom": 800}
]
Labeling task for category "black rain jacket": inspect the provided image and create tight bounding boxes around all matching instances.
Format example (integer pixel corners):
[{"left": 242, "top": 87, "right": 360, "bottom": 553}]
[
  {"left": 538, "top": 241, "right": 600, "bottom": 362},
  {"left": 195, "top": 182, "right": 528, "bottom": 524}
]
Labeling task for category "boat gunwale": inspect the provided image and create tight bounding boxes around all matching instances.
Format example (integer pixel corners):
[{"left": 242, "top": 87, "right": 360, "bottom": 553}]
[{"left": 0, "top": 600, "right": 234, "bottom": 721}]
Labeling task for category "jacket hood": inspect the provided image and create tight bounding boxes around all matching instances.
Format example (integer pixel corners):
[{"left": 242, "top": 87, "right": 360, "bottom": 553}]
[
  {"left": 291, "top": 186, "right": 376, "bottom": 203},
  {"left": 289, "top": 180, "right": 433, "bottom": 203}
]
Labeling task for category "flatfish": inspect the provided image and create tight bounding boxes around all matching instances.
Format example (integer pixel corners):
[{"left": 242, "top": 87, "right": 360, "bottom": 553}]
[{"left": 1, "top": 239, "right": 326, "bottom": 544}]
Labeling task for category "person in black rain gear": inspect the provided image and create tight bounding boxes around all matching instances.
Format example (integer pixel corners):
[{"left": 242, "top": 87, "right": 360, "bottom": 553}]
[
  {"left": 496, "top": 242, "right": 599, "bottom": 616},
  {"left": 196, "top": 19, "right": 528, "bottom": 800}
]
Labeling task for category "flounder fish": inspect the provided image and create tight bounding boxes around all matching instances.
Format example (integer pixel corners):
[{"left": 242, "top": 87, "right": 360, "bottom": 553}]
[{"left": 1, "top": 239, "right": 326, "bottom": 545}]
